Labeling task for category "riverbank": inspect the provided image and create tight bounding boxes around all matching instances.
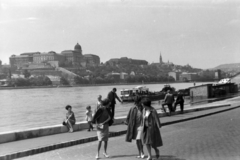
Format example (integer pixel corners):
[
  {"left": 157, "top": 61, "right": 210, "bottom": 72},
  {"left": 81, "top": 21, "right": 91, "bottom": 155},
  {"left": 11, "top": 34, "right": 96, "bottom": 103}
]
[
  {"left": 0, "top": 102, "right": 233, "bottom": 144},
  {"left": 0, "top": 81, "right": 213, "bottom": 90}
]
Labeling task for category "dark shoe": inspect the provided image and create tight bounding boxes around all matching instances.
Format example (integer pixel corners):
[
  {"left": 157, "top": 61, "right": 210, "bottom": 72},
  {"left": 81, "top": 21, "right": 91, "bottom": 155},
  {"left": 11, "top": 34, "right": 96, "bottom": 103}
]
[{"left": 88, "top": 129, "right": 90, "bottom": 132}]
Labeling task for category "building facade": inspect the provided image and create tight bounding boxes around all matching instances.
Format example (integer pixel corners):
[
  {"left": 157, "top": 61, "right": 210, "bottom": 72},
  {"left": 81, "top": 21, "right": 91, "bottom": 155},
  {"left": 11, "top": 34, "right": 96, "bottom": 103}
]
[
  {"left": 168, "top": 71, "right": 181, "bottom": 81},
  {"left": 33, "top": 51, "right": 65, "bottom": 64},
  {"left": 84, "top": 54, "right": 100, "bottom": 66},
  {"left": 61, "top": 43, "right": 86, "bottom": 67},
  {"left": 9, "top": 53, "right": 37, "bottom": 69},
  {"left": 179, "top": 72, "right": 198, "bottom": 82},
  {"left": 107, "top": 57, "right": 148, "bottom": 66}
]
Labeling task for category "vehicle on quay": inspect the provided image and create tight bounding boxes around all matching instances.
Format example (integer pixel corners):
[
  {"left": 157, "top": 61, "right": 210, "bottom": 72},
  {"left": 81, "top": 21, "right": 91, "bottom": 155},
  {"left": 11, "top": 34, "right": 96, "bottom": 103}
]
[{"left": 120, "top": 85, "right": 175, "bottom": 102}]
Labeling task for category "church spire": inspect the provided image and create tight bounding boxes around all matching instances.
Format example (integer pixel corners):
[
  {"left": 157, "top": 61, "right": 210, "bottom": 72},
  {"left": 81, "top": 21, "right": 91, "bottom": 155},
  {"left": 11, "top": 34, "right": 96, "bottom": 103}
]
[{"left": 159, "top": 52, "right": 163, "bottom": 64}]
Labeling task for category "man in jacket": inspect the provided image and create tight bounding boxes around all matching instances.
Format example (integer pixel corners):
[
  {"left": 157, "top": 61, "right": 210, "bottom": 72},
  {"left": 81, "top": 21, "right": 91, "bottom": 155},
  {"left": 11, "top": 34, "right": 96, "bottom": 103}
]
[
  {"left": 107, "top": 88, "right": 122, "bottom": 119},
  {"left": 162, "top": 90, "right": 175, "bottom": 116},
  {"left": 173, "top": 91, "right": 184, "bottom": 114}
]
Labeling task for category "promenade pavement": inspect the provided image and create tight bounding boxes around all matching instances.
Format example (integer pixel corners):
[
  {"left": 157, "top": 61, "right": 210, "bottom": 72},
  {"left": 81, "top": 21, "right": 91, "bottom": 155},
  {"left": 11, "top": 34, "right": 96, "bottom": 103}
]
[
  {"left": 19, "top": 100, "right": 240, "bottom": 160},
  {"left": 1, "top": 96, "right": 240, "bottom": 160}
]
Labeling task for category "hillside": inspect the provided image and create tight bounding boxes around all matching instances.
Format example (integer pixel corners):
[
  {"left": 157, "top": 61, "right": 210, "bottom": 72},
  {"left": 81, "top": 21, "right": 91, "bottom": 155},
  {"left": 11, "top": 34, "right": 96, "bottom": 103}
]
[{"left": 211, "top": 63, "right": 240, "bottom": 73}]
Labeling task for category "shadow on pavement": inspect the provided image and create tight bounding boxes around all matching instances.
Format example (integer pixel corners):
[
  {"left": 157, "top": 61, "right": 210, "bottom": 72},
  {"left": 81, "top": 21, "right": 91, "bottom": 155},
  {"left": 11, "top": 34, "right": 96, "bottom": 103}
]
[
  {"left": 160, "top": 155, "right": 186, "bottom": 160},
  {"left": 108, "top": 154, "right": 186, "bottom": 160},
  {"left": 109, "top": 154, "right": 136, "bottom": 159}
]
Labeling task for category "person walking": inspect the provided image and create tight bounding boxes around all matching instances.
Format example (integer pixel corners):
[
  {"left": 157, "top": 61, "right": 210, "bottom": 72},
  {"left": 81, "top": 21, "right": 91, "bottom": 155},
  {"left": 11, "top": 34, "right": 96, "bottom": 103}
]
[
  {"left": 107, "top": 88, "right": 122, "bottom": 119},
  {"left": 92, "top": 99, "right": 112, "bottom": 159},
  {"left": 86, "top": 106, "right": 94, "bottom": 131},
  {"left": 125, "top": 96, "right": 145, "bottom": 159},
  {"left": 142, "top": 98, "right": 163, "bottom": 160},
  {"left": 63, "top": 105, "right": 76, "bottom": 133},
  {"left": 173, "top": 91, "right": 185, "bottom": 114},
  {"left": 162, "top": 90, "right": 175, "bottom": 116}
]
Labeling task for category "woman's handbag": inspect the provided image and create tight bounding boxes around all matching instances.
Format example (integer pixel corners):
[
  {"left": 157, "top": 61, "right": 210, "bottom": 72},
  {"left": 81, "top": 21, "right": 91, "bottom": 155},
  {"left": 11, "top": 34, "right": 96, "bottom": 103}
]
[
  {"left": 96, "top": 124, "right": 104, "bottom": 129},
  {"left": 62, "top": 120, "right": 67, "bottom": 126}
]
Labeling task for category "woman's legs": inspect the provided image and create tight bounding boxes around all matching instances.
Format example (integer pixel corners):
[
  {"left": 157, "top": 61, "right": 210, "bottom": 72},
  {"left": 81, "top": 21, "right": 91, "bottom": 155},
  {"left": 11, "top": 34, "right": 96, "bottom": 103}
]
[
  {"left": 67, "top": 120, "right": 73, "bottom": 132},
  {"left": 146, "top": 144, "right": 152, "bottom": 159},
  {"left": 153, "top": 147, "right": 160, "bottom": 159},
  {"left": 136, "top": 140, "right": 144, "bottom": 156},
  {"left": 96, "top": 141, "right": 102, "bottom": 157},
  {"left": 136, "top": 140, "right": 141, "bottom": 155},
  {"left": 103, "top": 141, "right": 108, "bottom": 154},
  {"left": 88, "top": 121, "right": 91, "bottom": 131}
]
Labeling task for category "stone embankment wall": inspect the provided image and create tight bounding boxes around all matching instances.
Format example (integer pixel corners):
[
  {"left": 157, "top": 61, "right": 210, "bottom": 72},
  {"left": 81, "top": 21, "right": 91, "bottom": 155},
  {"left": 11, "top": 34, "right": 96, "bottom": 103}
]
[{"left": 0, "top": 116, "right": 126, "bottom": 144}]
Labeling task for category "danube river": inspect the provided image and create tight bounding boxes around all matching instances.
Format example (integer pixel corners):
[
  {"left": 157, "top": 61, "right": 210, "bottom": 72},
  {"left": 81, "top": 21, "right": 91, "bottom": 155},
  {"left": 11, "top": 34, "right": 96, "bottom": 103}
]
[{"left": 0, "top": 82, "right": 209, "bottom": 133}]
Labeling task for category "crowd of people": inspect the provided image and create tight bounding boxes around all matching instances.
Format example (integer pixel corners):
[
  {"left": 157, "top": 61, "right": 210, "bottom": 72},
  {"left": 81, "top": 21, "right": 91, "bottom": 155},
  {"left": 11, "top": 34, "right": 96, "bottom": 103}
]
[{"left": 62, "top": 88, "right": 185, "bottom": 160}]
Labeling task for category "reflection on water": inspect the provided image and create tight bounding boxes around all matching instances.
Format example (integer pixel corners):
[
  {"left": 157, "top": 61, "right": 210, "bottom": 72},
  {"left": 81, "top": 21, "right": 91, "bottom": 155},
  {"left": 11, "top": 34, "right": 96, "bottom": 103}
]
[{"left": 0, "top": 82, "right": 210, "bottom": 132}]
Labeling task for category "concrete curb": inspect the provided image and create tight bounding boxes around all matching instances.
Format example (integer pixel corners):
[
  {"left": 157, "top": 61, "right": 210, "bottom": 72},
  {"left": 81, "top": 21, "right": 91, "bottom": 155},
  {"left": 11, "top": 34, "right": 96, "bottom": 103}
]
[{"left": 0, "top": 104, "right": 237, "bottom": 160}]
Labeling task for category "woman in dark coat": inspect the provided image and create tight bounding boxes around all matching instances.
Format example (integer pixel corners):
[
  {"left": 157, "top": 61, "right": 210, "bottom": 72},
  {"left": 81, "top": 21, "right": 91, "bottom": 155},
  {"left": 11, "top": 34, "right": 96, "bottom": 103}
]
[
  {"left": 142, "top": 98, "right": 163, "bottom": 160},
  {"left": 125, "top": 96, "right": 144, "bottom": 158}
]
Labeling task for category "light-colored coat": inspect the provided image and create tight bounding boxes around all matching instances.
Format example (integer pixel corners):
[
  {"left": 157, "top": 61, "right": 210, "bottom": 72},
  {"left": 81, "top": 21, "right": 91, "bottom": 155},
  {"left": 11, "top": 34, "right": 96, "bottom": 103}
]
[{"left": 125, "top": 105, "right": 142, "bottom": 142}]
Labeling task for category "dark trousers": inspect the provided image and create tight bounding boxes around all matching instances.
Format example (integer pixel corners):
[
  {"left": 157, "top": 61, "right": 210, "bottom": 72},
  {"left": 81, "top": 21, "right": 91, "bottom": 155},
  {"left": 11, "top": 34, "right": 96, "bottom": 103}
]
[
  {"left": 174, "top": 102, "right": 184, "bottom": 113},
  {"left": 88, "top": 121, "right": 93, "bottom": 130},
  {"left": 162, "top": 103, "right": 174, "bottom": 113}
]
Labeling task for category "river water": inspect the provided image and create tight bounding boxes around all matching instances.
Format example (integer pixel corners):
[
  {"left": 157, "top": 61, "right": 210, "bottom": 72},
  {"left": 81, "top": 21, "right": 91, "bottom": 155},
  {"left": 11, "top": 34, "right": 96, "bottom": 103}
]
[{"left": 0, "top": 82, "right": 209, "bottom": 133}]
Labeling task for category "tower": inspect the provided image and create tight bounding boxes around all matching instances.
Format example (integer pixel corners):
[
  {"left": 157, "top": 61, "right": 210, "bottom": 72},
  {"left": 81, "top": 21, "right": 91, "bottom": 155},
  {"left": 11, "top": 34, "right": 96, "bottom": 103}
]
[{"left": 159, "top": 53, "right": 163, "bottom": 64}]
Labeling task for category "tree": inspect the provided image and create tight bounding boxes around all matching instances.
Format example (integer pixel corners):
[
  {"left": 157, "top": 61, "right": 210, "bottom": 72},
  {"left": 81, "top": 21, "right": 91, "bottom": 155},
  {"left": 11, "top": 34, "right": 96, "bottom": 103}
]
[
  {"left": 14, "top": 78, "right": 31, "bottom": 86},
  {"left": 23, "top": 70, "right": 31, "bottom": 78},
  {"left": 60, "top": 77, "right": 69, "bottom": 85},
  {"left": 29, "top": 76, "right": 52, "bottom": 86}
]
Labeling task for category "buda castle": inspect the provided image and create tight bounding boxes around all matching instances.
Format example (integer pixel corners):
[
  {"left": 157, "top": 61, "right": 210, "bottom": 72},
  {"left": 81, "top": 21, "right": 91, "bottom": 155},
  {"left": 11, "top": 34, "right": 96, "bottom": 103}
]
[{"left": 10, "top": 43, "right": 100, "bottom": 70}]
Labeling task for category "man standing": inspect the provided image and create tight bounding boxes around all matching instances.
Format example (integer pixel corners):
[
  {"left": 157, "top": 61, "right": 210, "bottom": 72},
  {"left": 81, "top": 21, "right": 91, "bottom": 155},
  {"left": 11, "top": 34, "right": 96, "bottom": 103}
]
[
  {"left": 173, "top": 92, "right": 184, "bottom": 114},
  {"left": 162, "top": 90, "right": 175, "bottom": 116},
  {"left": 107, "top": 88, "right": 122, "bottom": 119}
]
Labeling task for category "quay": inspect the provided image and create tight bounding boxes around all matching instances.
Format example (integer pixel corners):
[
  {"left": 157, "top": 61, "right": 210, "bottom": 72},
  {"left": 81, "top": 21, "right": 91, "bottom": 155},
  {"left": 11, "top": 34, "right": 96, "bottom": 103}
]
[{"left": 0, "top": 96, "right": 240, "bottom": 160}]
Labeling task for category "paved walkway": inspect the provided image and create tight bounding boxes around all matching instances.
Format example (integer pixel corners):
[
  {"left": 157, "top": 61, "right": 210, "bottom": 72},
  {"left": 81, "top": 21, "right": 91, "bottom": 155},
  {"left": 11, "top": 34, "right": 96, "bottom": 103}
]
[
  {"left": 19, "top": 102, "right": 240, "bottom": 160},
  {"left": 0, "top": 96, "right": 240, "bottom": 160}
]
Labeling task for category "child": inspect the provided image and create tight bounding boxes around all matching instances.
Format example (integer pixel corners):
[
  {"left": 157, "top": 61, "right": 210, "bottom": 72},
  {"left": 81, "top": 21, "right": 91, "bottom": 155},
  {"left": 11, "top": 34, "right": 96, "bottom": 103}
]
[{"left": 86, "top": 106, "right": 94, "bottom": 131}]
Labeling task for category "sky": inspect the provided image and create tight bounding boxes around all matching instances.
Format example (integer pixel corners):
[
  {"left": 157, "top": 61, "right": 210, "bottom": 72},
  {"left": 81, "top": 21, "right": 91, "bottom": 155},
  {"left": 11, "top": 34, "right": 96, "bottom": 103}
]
[{"left": 0, "top": 0, "right": 240, "bottom": 69}]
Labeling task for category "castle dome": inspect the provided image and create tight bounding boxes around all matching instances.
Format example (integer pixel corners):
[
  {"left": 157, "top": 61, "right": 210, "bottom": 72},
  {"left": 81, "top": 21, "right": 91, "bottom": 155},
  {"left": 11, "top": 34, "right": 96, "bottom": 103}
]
[{"left": 74, "top": 43, "right": 82, "bottom": 51}]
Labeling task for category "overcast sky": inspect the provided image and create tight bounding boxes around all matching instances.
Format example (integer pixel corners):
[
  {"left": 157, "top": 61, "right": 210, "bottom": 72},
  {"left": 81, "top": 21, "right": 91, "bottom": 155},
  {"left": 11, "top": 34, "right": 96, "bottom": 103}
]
[{"left": 0, "top": 0, "right": 239, "bottom": 68}]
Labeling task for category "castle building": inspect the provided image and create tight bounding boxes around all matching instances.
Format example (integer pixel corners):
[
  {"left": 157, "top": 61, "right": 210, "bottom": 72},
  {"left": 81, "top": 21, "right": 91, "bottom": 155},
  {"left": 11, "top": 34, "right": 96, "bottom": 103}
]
[
  {"left": 9, "top": 43, "right": 100, "bottom": 69},
  {"left": 9, "top": 52, "right": 40, "bottom": 69},
  {"left": 61, "top": 43, "right": 86, "bottom": 67},
  {"left": 33, "top": 51, "right": 65, "bottom": 64},
  {"left": 83, "top": 54, "right": 100, "bottom": 66}
]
